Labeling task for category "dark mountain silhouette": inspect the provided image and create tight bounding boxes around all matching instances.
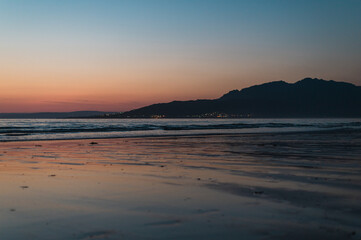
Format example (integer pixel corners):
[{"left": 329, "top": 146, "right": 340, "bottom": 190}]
[
  {"left": 0, "top": 111, "right": 116, "bottom": 119},
  {"left": 117, "top": 78, "right": 361, "bottom": 118}
]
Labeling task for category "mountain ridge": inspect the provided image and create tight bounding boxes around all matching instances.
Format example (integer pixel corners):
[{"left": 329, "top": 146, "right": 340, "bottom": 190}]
[{"left": 116, "top": 78, "right": 361, "bottom": 118}]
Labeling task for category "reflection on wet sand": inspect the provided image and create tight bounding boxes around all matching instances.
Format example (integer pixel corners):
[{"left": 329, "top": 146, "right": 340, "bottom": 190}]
[{"left": 0, "top": 132, "right": 361, "bottom": 239}]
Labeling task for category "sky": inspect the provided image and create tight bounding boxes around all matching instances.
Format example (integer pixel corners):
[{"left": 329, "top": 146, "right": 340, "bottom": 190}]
[{"left": 0, "top": 0, "right": 360, "bottom": 113}]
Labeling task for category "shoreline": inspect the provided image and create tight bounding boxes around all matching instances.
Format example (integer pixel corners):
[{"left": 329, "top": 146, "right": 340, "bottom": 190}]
[{"left": 1, "top": 126, "right": 360, "bottom": 143}]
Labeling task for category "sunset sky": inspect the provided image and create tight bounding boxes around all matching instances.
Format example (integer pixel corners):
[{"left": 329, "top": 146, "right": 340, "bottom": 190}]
[{"left": 1, "top": 0, "right": 360, "bottom": 113}]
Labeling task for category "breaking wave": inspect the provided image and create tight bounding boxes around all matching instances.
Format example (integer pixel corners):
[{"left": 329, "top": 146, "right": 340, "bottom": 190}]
[{"left": 0, "top": 119, "right": 360, "bottom": 141}]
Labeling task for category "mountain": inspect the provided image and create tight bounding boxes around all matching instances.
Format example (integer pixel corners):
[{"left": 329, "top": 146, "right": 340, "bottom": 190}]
[
  {"left": 0, "top": 111, "right": 116, "bottom": 119},
  {"left": 117, "top": 78, "right": 361, "bottom": 118}
]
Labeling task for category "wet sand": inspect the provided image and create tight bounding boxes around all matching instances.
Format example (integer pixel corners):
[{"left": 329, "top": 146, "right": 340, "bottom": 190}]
[{"left": 0, "top": 131, "right": 361, "bottom": 239}]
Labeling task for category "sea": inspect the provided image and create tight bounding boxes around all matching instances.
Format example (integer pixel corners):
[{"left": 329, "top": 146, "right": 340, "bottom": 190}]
[{"left": 0, "top": 118, "right": 361, "bottom": 142}]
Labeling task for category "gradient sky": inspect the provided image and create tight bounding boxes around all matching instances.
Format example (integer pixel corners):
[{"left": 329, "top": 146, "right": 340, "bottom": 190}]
[{"left": 1, "top": 0, "right": 361, "bottom": 112}]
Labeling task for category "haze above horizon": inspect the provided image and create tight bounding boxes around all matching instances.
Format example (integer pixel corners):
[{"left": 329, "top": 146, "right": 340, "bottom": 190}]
[{"left": 1, "top": 0, "right": 360, "bottom": 113}]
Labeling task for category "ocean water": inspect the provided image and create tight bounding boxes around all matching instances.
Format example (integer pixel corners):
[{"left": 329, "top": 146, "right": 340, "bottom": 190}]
[{"left": 0, "top": 118, "right": 360, "bottom": 141}]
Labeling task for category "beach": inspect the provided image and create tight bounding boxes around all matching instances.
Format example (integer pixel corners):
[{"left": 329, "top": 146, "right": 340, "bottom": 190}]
[
  {"left": 2, "top": 0, "right": 361, "bottom": 239},
  {"left": 1, "top": 131, "right": 361, "bottom": 239}
]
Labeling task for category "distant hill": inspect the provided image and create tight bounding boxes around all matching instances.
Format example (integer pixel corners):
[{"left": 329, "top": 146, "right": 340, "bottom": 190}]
[
  {"left": 116, "top": 78, "right": 361, "bottom": 118},
  {"left": 0, "top": 111, "right": 116, "bottom": 119}
]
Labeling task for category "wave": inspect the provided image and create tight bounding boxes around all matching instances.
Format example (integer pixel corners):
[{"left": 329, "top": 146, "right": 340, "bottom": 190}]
[{"left": 1, "top": 121, "right": 360, "bottom": 135}]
